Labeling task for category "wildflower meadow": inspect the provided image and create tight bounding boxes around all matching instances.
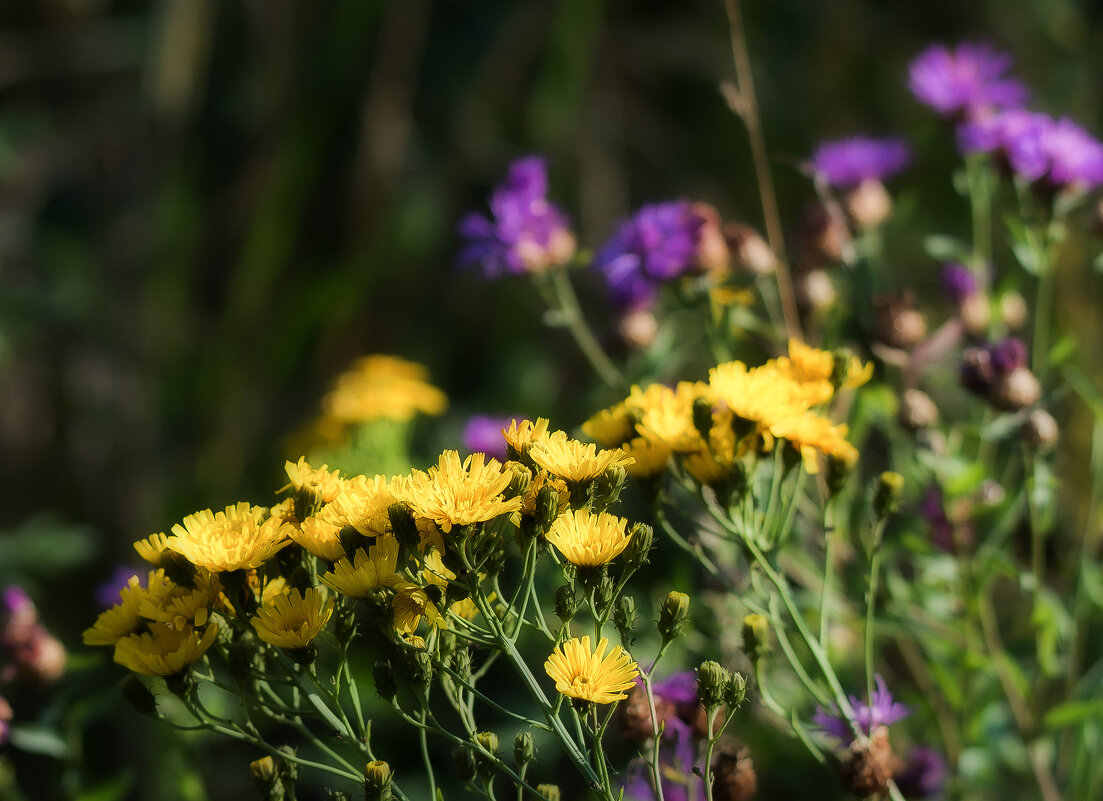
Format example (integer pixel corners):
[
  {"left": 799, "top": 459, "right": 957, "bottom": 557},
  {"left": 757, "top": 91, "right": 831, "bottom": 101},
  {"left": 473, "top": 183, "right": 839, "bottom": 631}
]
[{"left": 2, "top": 3, "right": 1103, "bottom": 801}]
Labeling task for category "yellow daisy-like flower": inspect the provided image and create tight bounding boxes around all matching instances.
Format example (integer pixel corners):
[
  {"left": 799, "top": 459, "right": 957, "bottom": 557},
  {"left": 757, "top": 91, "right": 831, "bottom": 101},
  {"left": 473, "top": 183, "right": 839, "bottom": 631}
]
[
  {"left": 580, "top": 403, "right": 634, "bottom": 448},
  {"left": 545, "top": 508, "right": 633, "bottom": 567},
  {"left": 768, "top": 412, "right": 858, "bottom": 473},
  {"left": 327, "top": 474, "right": 396, "bottom": 537},
  {"left": 139, "top": 571, "right": 220, "bottom": 630},
  {"left": 529, "top": 431, "right": 635, "bottom": 484},
  {"left": 544, "top": 635, "right": 640, "bottom": 704},
  {"left": 519, "top": 470, "right": 571, "bottom": 518},
  {"left": 321, "top": 538, "right": 404, "bottom": 597},
  {"left": 682, "top": 446, "right": 731, "bottom": 487},
  {"left": 708, "top": 361, "right": 831, "bottom": 431},
  {"left": 774, "top": 339, "right": 872, "bottom": 391},
  {"left": 503, "top": 418, "right": 551, "bottom": 457},
  {"left": 167, "top": 503, "right": 291, "bottom": 572},
  {"left": 113, "top": 623, "right": 219, "bottom": 677},
  {"left": 392, "top": 584, "right": 444, "bottom": 633},
  {"left": 283, "top": 457, "right": 345, "bottom": 504},
  {"left": 290, "top": 514, "right": 347, "bottom": 562},
  {"left": 322, "top": 355, "right": 447, "bottom": 425},
  {"left": 134, "top": 533, "right": 171, "bottom": 566},
  {"left": 396, "top": 451, "right": 522, "bottom": 534},
  {"left": 622, "top": 437, "right": 671, "bottom": 479},
  {"left": 250, "top": 588, "right": 335, "bottom": 649},
  {"left": 83, "top": 574, "right": 148, "bottom": 646}
]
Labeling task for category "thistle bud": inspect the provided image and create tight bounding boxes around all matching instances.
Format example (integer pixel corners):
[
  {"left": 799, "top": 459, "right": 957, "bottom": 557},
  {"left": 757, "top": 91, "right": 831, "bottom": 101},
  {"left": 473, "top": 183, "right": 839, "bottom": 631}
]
[
  {"left": 619, "top": 307, "right": 660, "bottom": 350},
  {"left": 841, "top": 726, "right": 899, "bottom": 797},
  {"left": 697, "top": 661, "right": 731, "bottom": 711},
  {"left": 873, "top": 293, "right": 926, "bottom": 350},
  {"left": 873, "top": 472, "right": 905, "bottom": 519},
  {"left": 711, "top": 743, "right": 758, "bottom": 801},
  {"left": 1023, "top": 408, "right": 1059, "bottom": 450},
  {"left": 505, "top": 461, "right": 533, "bottom": 499},
  {"left": 657, "top": 591, "right": 690, "bottom": 643},
  {"left": 725, "top": 671, "right": 748, "bottom": 709},
  {"left": 795, "top": 269, "right": 837, "bottom": 314},
  {"left": 724, "top": 222, "right": 776, "bottom": 275},
  {"left": 959, "top": 292, "right": 991, "bottom": 337},
  {"left": 404, "top": 649, "right": 433, "bottom": 691},
  {"left": 692, "top": 397, "right": 715, "bottom": 442},
  {"left": 1000, "top": 291, "right": 1028, "bottom": 330},
  {"left": 536, "top": 785, "right": 561, "bottom": 801},
  {"left": 387, "top": 503, "right": 421, "bottom": 552},
  {"left": 741, "top": 614, "right": 769, "bottom": 663},
  {"left": 623, "top": 523, "right": 654, "bottom": 573},
  {"left": 592, "top": 464, "right": 627, "bottom": 511},
  {"left": 845, "top": 178, "right": 892, "bottom": 230},
  {"left": 451, "top": 647, "right": 473, "bottom": 685},
  {"left": 364, "top": 761, "right": 393, "bottom": 801},
  {"left": 990, "top": 366, "right": 1041, "bottom": 411},
  {"left": 513, "top": 731, "right": 536, "bottom": 766},
  {"left": 554, "top": 585, "right": 578, "bottom": 623},
  {"left": 536, "top": 485, "right": 560, "bottom": 530},
  {"left": 799, "top": 203, "right": 848, "bottom": 266},
  {"left": 594, "top": 574, "right": 617, "bottom": 617},
  {"left": 473, "top": 731, "right": 500, "bottom": 779},
  {"left": 614, "top": 595, "right": 638, "bottom": 643},
  {"left": 120, "top": 674, "right": 157, "bottom": 717},
  {"left": 899, "top": 389, "right": 939, "bottom": 431},
  {"left": 373, "top": 661, "right": 398, "bottom": 703},
  {"left": 453, "top": 745, "right": 478, "bottom": 784}
]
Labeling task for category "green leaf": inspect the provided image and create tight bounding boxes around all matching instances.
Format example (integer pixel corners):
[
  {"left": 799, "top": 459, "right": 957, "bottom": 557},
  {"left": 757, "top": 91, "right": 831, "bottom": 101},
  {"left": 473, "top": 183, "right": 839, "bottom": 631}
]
[
  {"left": 8, "top": 724, "right": 69, "bottom": 759},
  {"left": 923, "top": 235, "right": 971, "bottom": 263},
  {"left": 1093, "top": 251, "right": 1103, "bottom": 273},
  {"left": 1062, "top": 365, "right": 1103, "bottom": 419},
  {"left": 1044, "top": 700, "right": 1103, "bottom": 731},
  {"left": 0, "top": 514, "right": 96, "bottom": 580}
]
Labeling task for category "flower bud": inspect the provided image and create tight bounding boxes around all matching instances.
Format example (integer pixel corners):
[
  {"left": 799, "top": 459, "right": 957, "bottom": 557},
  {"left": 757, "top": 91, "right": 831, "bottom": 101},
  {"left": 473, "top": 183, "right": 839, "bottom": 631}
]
[
  {"left": 798, "top": 203, "right": 848, "bottom": 267},
  {"left": 554, "top": 585, "right": 578, "bottom": 623},
  {"left": 120, "top": 674, "right": 158, "bottom": 717},
  {"left": 505, "top": 461, "right": 533, "bottom": 499},
  {"left": 387, "top": 503, "right": 421, "bottom": 552},
  {"left": 536, "top": 785, "right": 561, "bottom": 801},
  {"left": 451, "top": 647, "right": 473, "bottom": 685},
  {"left": 403, "top": 649, "right": 433, "bottom": 691},
  {"left": 614, "top": 595, "right": 638, "bottom": 644},
  {"left": 960, "top": 346, "right": 995, "bottom": 396},
  {"left": 619, "top": 307, "right": 659, "bottom": 350},
  {"left": 657, "top": 591, "right": 690, "bottom": 643},
  {"left": 0, "top": 696, "right": 12, "bottom": 747},
  {"left": 1023, "top": 408, "right": 1059, "bottom": 450},
  {"left": 594, "top": 574, "right": 617, "bottom": 617},
  {"left": 513, "top": 730, "right": 536, "bottom": 766},
  {"left": 741, "top": 614, "right": 769, "bottom": 663},
  {"left": 692, "top": 202, "right": 730, "bottom": 273},
  {"left": 364, "top": 760, "right": 393, "bottom": 801},
  {"left": 622, "top": 523, "right": 654, "bottom": 573},
  {"left": 959, "top": 292, "right": 991, "bottom": 337},
  {"left": 725, "top": 671, "right": 748, "bottom": 709},
  {"left": 873, "top": 293, "right": 926, "bottom": 350},
  {"left": 841, "top": 726, "right": 899, "bottom": 797},
  {"left": 697, "top": 660, "right": 731, "bottom": 710},
  {"left": 899, "top": 389, "right": 939, "bottom": 430},
  {"left": 453, "top": 745, "right": 478, "bottom": 784},
  {"left": 845, "top": 178, "right": 892, "bottom": 230},
  {"left": 724, "top": 222, "right": 776, "bottom": 275},
  {"left": 536, "top": 485, "right": 561, "bottom": 530},
  {"left": 711, "top": 743, "right": 758, "bottom": 801},
  {"left": 251, "top": 756, "right": 284, "bottom": 800},
  {"left": 591, "top": 464, "right": 627, "bottom": 512},
  {"left": 795, "top": 269, "right": 837, "bottom": 314},
  {"left": 373, "top": 661, "right": 398, "bottom": 703},
  {"left": 473, "top": 731, "right": 500, "bottom": 779},
  {"left": 873, "top": 471, "right": 905, "bottom": 519},
  {"left": 1000, "top": 291, "right": 1028, "bottom": 330},
  {"left": 335, "top": 604, "right": 357, "bottom": 646},
  {"left": 990, "top": 366, "right": 1041, "bottom": 411}
]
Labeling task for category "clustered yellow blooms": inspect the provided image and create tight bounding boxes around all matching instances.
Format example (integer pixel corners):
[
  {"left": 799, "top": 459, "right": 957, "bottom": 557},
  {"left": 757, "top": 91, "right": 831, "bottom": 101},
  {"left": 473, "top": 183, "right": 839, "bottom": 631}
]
[
  {"left": 85, "top": 417, "right": 644, "bottom": 686},
  {"left": 583, "top": 340, "right": 869, "bottom": 478}
]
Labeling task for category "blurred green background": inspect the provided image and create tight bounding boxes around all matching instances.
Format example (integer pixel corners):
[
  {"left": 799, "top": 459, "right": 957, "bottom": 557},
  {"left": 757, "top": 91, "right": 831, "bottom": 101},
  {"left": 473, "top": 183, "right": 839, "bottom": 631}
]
[{"left": 2, "top": 0, "right": 1102, "bottom": 798}]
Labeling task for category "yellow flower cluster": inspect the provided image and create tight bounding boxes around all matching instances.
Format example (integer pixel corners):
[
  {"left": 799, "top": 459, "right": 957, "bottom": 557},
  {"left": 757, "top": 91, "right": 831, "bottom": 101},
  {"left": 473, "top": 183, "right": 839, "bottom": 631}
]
[{"left": 584, "top": 340, "right": 869, "bottom": 478}]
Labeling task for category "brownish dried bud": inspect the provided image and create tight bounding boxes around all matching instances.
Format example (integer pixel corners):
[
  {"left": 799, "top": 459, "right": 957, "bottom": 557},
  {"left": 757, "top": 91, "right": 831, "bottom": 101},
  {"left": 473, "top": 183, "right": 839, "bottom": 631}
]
[
  {"left": 1023, "top": 408, "right": 1059, "bottom": 449},
  {"left": 845, "top": 179, "right": 892, "bottom": 230},
  {"left": 619, "top": 684, "right": 675, "bottom": 742},
  {"left": 798, "top": 203, "right": 849, "bottom": 268},
  {"left": 619, "top": 307, "right": 659, "bottom": 350},
  {"left": 841, "top": 726, "right": 900, "bottom": 798},
  {"left": 724, "top": 222, "right": 776, "bottom": 275},
  {"left": 711, "top": 742, "right": 758, "bottom": 801},
  {"left": 990, "top": 366, "right": 1041, "bottom": 411},
  {"left": 795, "top": 269, "right": 837, "bottom": 314},
  {"left": 873, "top": 293, "right": 927, "bottom": 350},
  {"left": 692, "top": 202, "right": 731, "bottom": 273},
  {"left": 959, "top": 292, "right": 991, "bottom": 337},
  {"left": 998, "top": 290, "right": 1028, "bottom": 331},
  {"left": 899, "top": 389, "right": 939, "bottom": 430}
]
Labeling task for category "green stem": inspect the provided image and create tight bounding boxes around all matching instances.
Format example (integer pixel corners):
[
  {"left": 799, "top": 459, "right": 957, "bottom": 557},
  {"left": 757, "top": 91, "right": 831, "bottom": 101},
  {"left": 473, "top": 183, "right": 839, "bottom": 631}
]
[
  {"left": 419, "top": 710, "right": 438, "bottom": 799},
  {"left": 537, "top": 269, "right": 624, "bottom": 390},
  {"left": 865, "top": 520, "right": 887, "bottom": 704},
  {"left": 640, "top": 641, "right": 673, "bottom": 801}
]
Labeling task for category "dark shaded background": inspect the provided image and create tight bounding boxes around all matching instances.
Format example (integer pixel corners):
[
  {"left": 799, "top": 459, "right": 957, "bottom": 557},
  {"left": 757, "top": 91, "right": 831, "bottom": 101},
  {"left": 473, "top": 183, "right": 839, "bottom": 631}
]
[{"left": 2, "top": 0, "right": 1102, "bottom": 798}]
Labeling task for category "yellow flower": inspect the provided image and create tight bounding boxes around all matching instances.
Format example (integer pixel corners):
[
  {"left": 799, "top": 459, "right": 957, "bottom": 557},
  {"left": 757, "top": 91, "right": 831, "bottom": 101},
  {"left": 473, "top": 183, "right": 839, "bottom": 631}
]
[
  {"left": 622, "top": 437, "right": 671, "bottom": 479},
  {"left": 290, "top": 514, "right": 347, "bottom": 562},
  {"left": 322, "top": 355, "right": 447, "bottom": 425},
  {"left": 392, "top": 584, "right": 444, "bottom": 633},
  {"left": 83, "top": 574, "right": 148, "bottom": 646},
  {"left": 167, "top": 502, "right": 291, "bottom": 572},
  {"left": 251, "top": 588, "right": 335, "bottom": 649},
  {"left": 283, "top": 457, "right": 345, "bottom": 504},
  {"left": 580, "top": 403, "right": 634, "bottom": 448},
  {"left": 502, "top": 418, "right": 551, "bottom": 457},
  {"left": 774, "top": 339, "right": 872, "bottom": 391},
  {"left": 321, "top": 538, "right": 404, "bottom": 597},
  {"left": 529, "top": 431, "right": 634, "bottom": 484},
  {"left": 396, "top": 451, "right": 522, "bottom": 534},
  {"left": 328, "top": 474, "right": 396, "bottom": 537},
  {"left": 520, "top": 471, "right": 570, "bottom": 518},
  {"left": 134, "top": 533, "right": 171, "bottom": 566},
  {"left": 768, "top": 412, "right": 858, "bottom": 473},
  {"left": 682, "top": 447, "right": 730, "bottom": 487},
  {"left": 544, "top": 635, "right": 639, "bottom": 704},
  {"left": 707, "top": 361, "right": 831, "bottom": 431},
  {"left": 545, "top": 508, "right": 633, "bottom": 567},
  {"left": 114, "top": 623, "right": 219, "bottom": 677},
  {"left": 139, "top": 571, "right": 220, "bottom": 630}
]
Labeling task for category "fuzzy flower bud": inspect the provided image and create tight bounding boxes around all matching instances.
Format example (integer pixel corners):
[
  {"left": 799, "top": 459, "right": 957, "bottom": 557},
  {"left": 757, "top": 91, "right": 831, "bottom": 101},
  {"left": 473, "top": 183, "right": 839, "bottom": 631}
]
[
  {"left": 535, "top": 485, "right": 560, "bottom": 530},
  {"left": 697, "top": 660, "right": 731, "bottom": 711},
  {"left": 990, "top": 365, "right": 1041, "bottom": 411},
  {"left": 364, "top": 761, "right": 393, "bottom": 801},
  {"left": 725, "top": 671, "right": 749, "bottom": 709},
  {"left": 741, "top": 614, "right": 769, "bottom": 663},
  {"left": 842, "top": 726, "right": 900, "bottom": 797},
  {"left": 554, "top": 585, "right": 579, "bottom": 623},
  {"left": 657, "top": 591, "right": 690, "bottom": 643},
  {"left": 453, "top": 745, "right": 478, "bottom": 784},
  {"left": 1023, "top": 408, "right": 1059, "bottom": 450},
  {"left": 711, "top": 743, "right": 758, "bottom": 801},
  {"left": 899, "top": 389, "right": 939, "bottom": 430},
  {"left": 251, "top": 756, "right": 283, "bottom": 800},
  {"left": 873, "top": 472, "right": 905, "bottom": 519},
  {"left": 618, "top": 307, "right": 660, "bottom": 350},
  {"left": 513, "top": 731, "right": 536, "bottom": 766},
  {"left": 592, "top": 464, "right": 627, "bottom": 511},
  {"left": 536, "top": 785, "right": 561, "bottom": 801},
  {"left": 614, "top": 595, "right": 638, "bottom": 643},
  {"left": 473, "top": 731, "right": 500, "bottom": 779},
  {"left": 622, "top": 523, "right": 654, "bottom": 573},
  {"left": 795, "top": 268, "right": 837, "bottom": 314},
  {"left": 845, "top": 178, "right": 893, "bottom": 230},
  {"left": 387, "top": 502, "right": 421, "bottom": 552}
]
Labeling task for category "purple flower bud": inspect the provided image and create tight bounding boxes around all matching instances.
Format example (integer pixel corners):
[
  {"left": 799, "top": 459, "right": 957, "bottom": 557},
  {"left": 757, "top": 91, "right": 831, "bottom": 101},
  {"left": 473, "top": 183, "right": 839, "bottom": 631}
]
[
  {"left": 461, "top": 415, "right": 513, "bottom": 462},
  {"left": 810, "top": 136, "right": 911, "bottom": 189},
  {"left": 940, "top": 263, "right": 977, "bottom": 303},
  {"left": 96, "top": 566, "right": 144, "bottom": 610},
  {"left": 894, "top": 747, "right": 948, "bottom": 799},
  {"left": 813, "top": 675, "right": 910, "bottom": 744},
  {"left": 908, "top": 42, "right": 1029, "bottom": 119},
  {"left": 988, "top": 337, "right": 1027, "bottom": 374}
]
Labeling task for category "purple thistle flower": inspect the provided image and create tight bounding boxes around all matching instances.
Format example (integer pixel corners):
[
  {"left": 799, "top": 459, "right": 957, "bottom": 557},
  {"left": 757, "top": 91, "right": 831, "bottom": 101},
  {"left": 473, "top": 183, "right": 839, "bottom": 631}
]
[
  {"left": 810, "top": 136, "right": 911, "bottom": 189},
  {"left": 461, "top": 415, "right": 513, "bottom": 462},
  {"left": 457, "top": 156, "right": 576, "bottom": 277},
  {"left": 895, "top": 747, "right": 948, "bottom": 799},
  {"left": 813, "top": 675, "right": 910, "bottom": 744},
  {"left": 989, "top": 337, "right": 1027, "bottom": 374},
  {"left": 940, "top": 262, "right": 977, "bottom": 303},
  {"left": 96, "top": 566, "right": 144, "bottom": 609},
  {"left": 908, "top": 42, "right": 1029, "bottom": 118},
  {"left": 594, "top": 201, "right": 705, "bottom": 310}
]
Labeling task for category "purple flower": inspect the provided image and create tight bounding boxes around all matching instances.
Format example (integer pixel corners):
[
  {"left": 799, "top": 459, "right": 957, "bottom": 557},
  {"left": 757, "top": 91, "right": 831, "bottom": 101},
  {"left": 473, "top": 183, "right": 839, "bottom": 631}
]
[
  {"left": 940, "top": 262, "right": 977, "bottom": 303},
  {"left": 461, "top": 415, "right": 513, "bottom": 462},
  {"left": 895, "top": 747, "right": 948, "bottom": 799},
  {"left": 96, "top": 566, "right": 144, "bottom": 609},
  {"left": 810, "top": 137, "right": 911, "bottom": 189},
  {"left": 457, "top": 156, "right": 576, "bottom": 277},
  {"left": 908, "top": 42, "right": 1029, "bottom": 118},
  {"left": 989, "top": 337, "right": 1027, "bottom": 374},
  {"left": 595, "top": 201, "right": 705, "bottom": 310},
  {"left": 0, "top": 694, "right": 11, "bottom": 747},
  {"left": 813, "top": 675, "right": 910, "bottom": 744},
  {"left": 960, "top": 111, "right": 1103, "bottom": 189},
  {"left": 621, "top": 719, "right": 702, "bottom": 801}
]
